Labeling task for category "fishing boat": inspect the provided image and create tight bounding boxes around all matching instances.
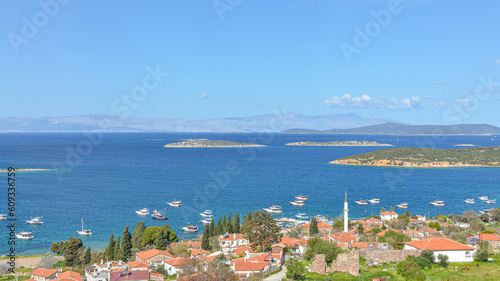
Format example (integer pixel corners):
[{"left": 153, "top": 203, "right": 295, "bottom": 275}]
[
  {"left": 26, "top": 217, "right": 43, "bottom": 225},
  {"left": 485, "top": 199, "right": 496, "bottom": 204},
  {"left": 290, "top": 200, "right": 305, "bottom": 206},
  {"left": 182, "top": 225, "right": 198, "bottom": 232},
  {"left": 397, "top": 203, "right": 408, "bottom": 209},
  {"left": 16, "top": 231, "right": 34, "bottom": 240},
  {"left": 167, "top": 200, "right": 182, "bottom": 207},
  {"left": 77, "top": 218, "right": 92, "bottom": 235},
  {"left": 152, "top": 209, "right": 168, "bottom": 220},
  {"left": 430, "top": 200, "right": 445, "bottom": 207},
  {"left": 367, "top": 199, "right": 380, "bottom": 204},
  {"left": 464, "top": 199, "right": 475, "bottom": 204},
  {"left": 0, "top": 214, "right": 7, "bottom": 220},
  {"left": 355, "top": 200, "right": 368, "bottom": 205},
  {"left": 135, "top": 208, "right": 150, "bottom": 215},
  {"left": 201, "top": 218, "right": 213, "bottom": 224},
  {"left": 479, "top": 196, "right": 489, "bottom": 201},
  {"left": 295, "top": 213, "right": 309, "bottom": 220},
  {"left": 295, "top": 195, "right": 309, "bottom": 201},
  {"left": 200, "top": 210, "right": 213, "bottom": 217},
  {"left": 263, "top": 205, "right": 283, "bottom": 214}
]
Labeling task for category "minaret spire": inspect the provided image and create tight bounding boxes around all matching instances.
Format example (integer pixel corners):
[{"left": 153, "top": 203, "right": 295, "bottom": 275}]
[{"left": 343, "top": 191, "right": 349, "bottom": 233}]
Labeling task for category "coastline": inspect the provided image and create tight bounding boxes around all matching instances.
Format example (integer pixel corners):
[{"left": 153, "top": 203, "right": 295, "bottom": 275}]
[
  {"left": 286, "top": 141, "right": 392, "bottom": 146},
  {"left": 329, "top": 159, "right": 500, "bottom": 168}
]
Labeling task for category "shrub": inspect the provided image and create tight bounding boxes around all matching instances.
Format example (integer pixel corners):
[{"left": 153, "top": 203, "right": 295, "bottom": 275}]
[
  {"left": 411, "top": 256, "right": 432, "bottom": 269},
  {"left": 421, "top": 250, "right": 435, "bottom": 264},
  {"left": 475, "top": 248, "right": 489, "bottom": 262},
  {"left": 437, "top": 254, "right": 449, "bottom": 267},
  {"left": 285, "top": 258, "right": 305, "bottom": 280}
]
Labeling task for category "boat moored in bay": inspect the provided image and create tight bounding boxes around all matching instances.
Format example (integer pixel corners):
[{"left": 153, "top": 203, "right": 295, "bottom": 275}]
[
  {"left": 430, "top": 200, "right": 445, "bottom": 207},
  {"left": 26, "top": 217, "right": 43, "bottom": 225}
]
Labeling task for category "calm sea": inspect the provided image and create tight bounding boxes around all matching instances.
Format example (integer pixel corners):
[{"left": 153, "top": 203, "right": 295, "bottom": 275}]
[{"left": 0, "top": 132, "right": 499, "bottom": 255}]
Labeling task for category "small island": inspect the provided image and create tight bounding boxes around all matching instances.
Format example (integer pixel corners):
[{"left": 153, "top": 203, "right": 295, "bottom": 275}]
[
  {"left": 330, "top": 146, "right": 500, "bottom": 167},
  {"left": 286, "top": 141, "right": 392, "bottom": 146},
  {"left": 163, "top": 139, "right": 266, "bottom": 148}
]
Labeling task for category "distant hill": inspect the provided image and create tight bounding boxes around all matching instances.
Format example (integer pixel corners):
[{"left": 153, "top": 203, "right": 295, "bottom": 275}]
[
  {"left": 0, "top": 113, "right": 392, "bottom": 133},
  {"left": 281, "top": 123, "right": 500, "bottom": 135}
]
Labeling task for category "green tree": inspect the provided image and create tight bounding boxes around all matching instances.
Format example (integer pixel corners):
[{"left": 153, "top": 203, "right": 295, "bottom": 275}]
[
  {"left": 421, "top": 250, "right": 435, "bottom": 264},
  {"left": 226, "top": 212, "right": 233, "bottom": 234},
  {"left": 114, "top": 236, "right": 121, "bottom": 260},
  {"left": 356, "top": 224, "right": 364, "bottom": 234},
  {"left": 411, "top": 256, "right": 431, "bottom": 269},
  {"left": 380, "top": 207, "right": 386, "bottom": 213},
  {"left": 475, "top": 241, "right": 490, "bottom": 262},
  {"left": 120, "top": 225, "right": 133, "bottom": 261},
  {"left": 201, "top": 224, "right": 210, "bottom": 251},
  {"left": 50, "top": 240, "right": 68, "bottom": 255},
  {"left": 389, "top": 206, "right": 394, "bottom": 212},
  {"left": 222, "top": 214, "right": 227, "bottom": 233},
  {"left": 64, "top": 237, "right": 83, "bottom": 267},
  {"left": 215, "top": 217, "right": 223, "bottom": 236},
  {"left": 285, "top": 258, "right": 305, "bottom": 280},
  {"left": 155, "top": 227, "right": 168, "bottom": 250},
  {"left": 84, "top": 247, "right": 91, "bottom": 265},
  {"left": 209, "top": 219, "right": 215, "bottom": 237},
  {"left": 132, "top": 221, "right": 146, "bottom": 250},
  {"left": 438, "top": 214, "right": 447, "bottom": 222},
  {"left": 437, "top": 254, "right": 449, "bottom": 267},
  {"left": 244, "top": 210, "right": 281, "bottom": 251},
  {"left": 104, "top": 233, "right": 114, "bottom": 260},
  {"left": 404, "top": 209, "right": 411, "bottom": 217},
  {"left": 233, "top": 213, "right": 240, "bottom": 233},
  {"left": 141, "top": 225, "right": 179, "bottom": 247},
  {"left": 304, "top": 238, "right": 343, "bottom": 264},
  {"left": 309, "top": 217, "right": 319, "bottom": 236}
]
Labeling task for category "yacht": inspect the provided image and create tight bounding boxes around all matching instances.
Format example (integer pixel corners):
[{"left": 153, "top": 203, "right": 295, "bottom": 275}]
[
  {"left": 152, "top": 209, "right": 168, "bottom": 220},
  {"left": 16, "top": 231, "right": 34, "bottom": 240},
  {"left": 397, "top": 203, "right": 408, "bottom": 209},
  {"left": 295, "top": 213, "right": 309, "bottom": 220},
  {"left": 77, "top": 219, "right": 92, "bottom": 235},
  {"left": 295, "top": 195, "right": 309, "bottom": 201},
  {"left": 367, "top": 199, "right": 380, "bottom": 204},
  {"left": 479, "top": 196, "right": 489, "bottom": 201},
  {"left": 430, "top": 200, "right": 445, "bottom": 207},
  {"left": 263, "top": 205, "right": 283, "bottom": 214},
  {"left": 290, "top": 200, "right": 305, "bottom": 206},
  {"left": 0, "top": 214, "right": 7, "bottom": 220},
  {"left": 182, "top": 225, "right": 198, "bottom": 232},
  {"left": 201, "top": 218, "right": 213, "bottom": 224},
  {"left": 485, "top": 199, "right": 496, "bottom": 204},
  {"left": 167, "top": 200, "right": 182, "bottom": 207},
  {"left": 355, "top": 200, "right": 368, "bottom": 205},
  {"left": 135, "top": 208, "right": 150, "bottom": 216},
  {"left": 464, "top": 199, "right": 475, "bottom": 204},
  {"left": 26, "top": 217, "right": 43, "bottom": 225},
  {"left": 200, "top": 210, "right": 213, "bottom": 217}
]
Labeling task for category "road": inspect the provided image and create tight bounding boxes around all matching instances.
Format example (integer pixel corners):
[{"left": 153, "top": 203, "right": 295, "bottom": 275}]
[{"left": 263, "top": 266, "right": 287, "bottom": 281}]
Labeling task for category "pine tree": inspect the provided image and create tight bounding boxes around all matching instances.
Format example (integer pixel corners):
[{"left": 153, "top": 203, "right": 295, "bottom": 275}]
[
  {"left": 222, "top": 214, "right": 227, "bottom": 233},
  {"left": 309, "top": 217, "right": 319, "bottom": 236},
  {"left": 233, "top": 213, "right": 240, "bottom": 233},
  {"left": 64, "top": 237, "right": 83, "bottom": 267},
  {"left": 243, "top": 211, "right": 281, "bottom": 251},
  {"left": 209, "top": 219, "right": 215, "bottom": 237},
  {"left": 84, "top": 247, "right": 92, "bottom": 265},
  {"left": 226, "top": 212, "right": 233, "bottom": 234},
  {"left": 201, "top": 224, "right": 210, "bottom": 250},
  {"left": 132, "top": 221, "right": 146, "bottom": 250},
  {"left": 114, "top": 236, "right": 121, "bottom": 260},
  {"left": 247, "top": 212, "right": 252, "bottom": 221},
  {"left": 155, "top": 227, "right": 168, "bottom": 250},
  {"left": 104, "top": 233, "right": 114, "bottom": 261},
  {"left": 120, "top": 225, "right": 133, "bottom": 261}
]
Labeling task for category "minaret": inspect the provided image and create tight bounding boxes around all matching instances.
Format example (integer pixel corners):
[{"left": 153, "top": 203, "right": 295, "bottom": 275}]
[{"left": 343, "top": 191, "right": 349, "bottom": 233}]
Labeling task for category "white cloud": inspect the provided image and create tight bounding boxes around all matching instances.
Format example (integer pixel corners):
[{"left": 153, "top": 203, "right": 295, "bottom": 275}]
[
  {"left": 324, "top": 94, "right": 440, "bottom": 111},
  {"left": 494, "top": 59, "right": 500, "bottom": 64},
  {"left": 199, "top": 93, "right": 209, "bottom": 100},
  {"left": 454, "top": 98, "right": 474, "bottom": 107}
]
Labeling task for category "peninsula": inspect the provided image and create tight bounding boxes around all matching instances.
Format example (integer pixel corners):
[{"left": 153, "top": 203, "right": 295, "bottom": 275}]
[
  {"left": 286, "top": 141, "right": 392, "bottom": 146},
  {"left": 163, "top": 139, "right": 265, "bottom": 148},
  {"left": 330, "top": 146, "right": 500, "bottom": 167}
]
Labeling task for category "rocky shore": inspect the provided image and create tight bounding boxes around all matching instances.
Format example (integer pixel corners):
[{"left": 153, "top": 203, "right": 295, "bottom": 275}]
[
  {"left": 163, "top": 139, "right": 266, "bottom": 148},
  {"left": 329, "top": 159, "right": 493, "bottom": 168},
  {"left": 286, "top": 141, "right": 392, "bottom": 146}
]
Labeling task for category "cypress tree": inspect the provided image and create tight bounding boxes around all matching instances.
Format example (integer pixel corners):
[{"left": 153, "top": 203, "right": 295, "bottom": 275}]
[
  {"left": 309, "top": 217, "right": 319, "bottom": 236},
  {"left": 222, "top": 214, "right": 227, "bottom": 233},
  {"left": 233, "top": 213, "right": 241, "bottom": 233},
  {"left": 201, "top": 224, "right": 210, "bottom": 251},
  {"left": 120, "top": 225, "right": 133, "bottom": 261},
  {"left": 226, "top": 212, "right": 233, "bottom": 234},
  {"left": 104, "top": 233, "right": 114, "bottom": 261},
  {"left": 84, "top": 247, "right": 92, "bottom": 265},
  {"left": 215, "top": 217, "right": 222, "bottom": 236},
  {"left": 132, "top": 221, "right": 146, "bottom": 250},
  {"left": 155, "top": 227, "right": 167, "bottom": 250},
  {"left": 247, "top": 212, "right": 252, "bottom": 221},
  {"left": 114, "top": 236, "right": 120, "bottom": 260},
  {"left": 209, "top": 219, "right": 215, "bottom": 237}
]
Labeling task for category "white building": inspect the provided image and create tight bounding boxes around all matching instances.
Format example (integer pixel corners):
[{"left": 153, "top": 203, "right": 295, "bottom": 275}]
[
  {"left": 218, "top": 233, "right": 249, "bottom": 249},
  {"left": 344, "top": 191, "right": 349, "bottom": 233},
  {"left": 404, "top": 238, "right": 475, "bottom": 262},
  {"left": 380, "top": 211, "right": 398, "bottom": 221}
]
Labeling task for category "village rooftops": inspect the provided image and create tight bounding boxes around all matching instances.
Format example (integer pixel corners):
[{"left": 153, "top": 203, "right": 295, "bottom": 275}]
[{"left": 405, "top": 238, "right": 475, "bottom": 251}]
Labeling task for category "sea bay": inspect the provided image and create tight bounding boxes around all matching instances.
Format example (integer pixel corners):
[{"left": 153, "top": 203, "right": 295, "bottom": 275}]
[{"left": 0, "top": 132, "right": 499, "bottom": 255}]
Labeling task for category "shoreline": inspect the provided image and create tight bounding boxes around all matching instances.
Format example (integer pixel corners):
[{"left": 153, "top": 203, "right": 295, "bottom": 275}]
[{"left": 329, "top": 159, "right": 500, "bottom": 168}]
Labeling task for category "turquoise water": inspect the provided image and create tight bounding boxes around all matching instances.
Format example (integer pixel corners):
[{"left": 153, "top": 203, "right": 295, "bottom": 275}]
[{"left": 0, "top": 133, "right": 499, "bottom": 255}]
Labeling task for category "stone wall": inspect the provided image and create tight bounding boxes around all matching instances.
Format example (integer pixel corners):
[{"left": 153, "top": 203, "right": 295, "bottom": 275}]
[
  {"left": 328, "top": 250, "right": 360, "bottom": 276},
  {"left": 359, "top": 249, "right": 421, "bottom": 266},
  {"left": 488, "top": 240, "right": 500, "bottom": 249},
  {"left": 310, "top": 254, "right": 327, "bottom": 275}
]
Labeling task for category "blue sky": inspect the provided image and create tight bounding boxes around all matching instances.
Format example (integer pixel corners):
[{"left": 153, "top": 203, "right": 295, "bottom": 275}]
[{"left": 1, "top": 0, "right": 500, "bottom": 125}]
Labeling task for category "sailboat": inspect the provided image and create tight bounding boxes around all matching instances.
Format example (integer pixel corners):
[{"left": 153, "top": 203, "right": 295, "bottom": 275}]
[{"left": 77, "top": 218, "right": 92, "bottom": 235}]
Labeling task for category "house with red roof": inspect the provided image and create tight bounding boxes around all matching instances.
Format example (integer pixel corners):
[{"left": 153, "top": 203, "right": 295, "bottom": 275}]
[
  {"left": 479, "top": 232, "right": 500, "bottom": 249},
  {"left": 231, "top": 259, "right": 270, "bottom": 276},
  {"left": 163, "top": 257, "right": 191, "bottom": 277},
  {"left": 380, "top": 211, "right": 398, "bottom": 221},
  {"left": 231, "top": 245, "right": 256, "bottom": 256},
  {"left": 404, "top": 238, "right": 476, "bottom": 262},
  {"left": 218, "top": 233, "right": 249, "bottom": 249},
  {"left": 127, "top": 261, "right": 152, "bottom": 271},
  {"left": 280, "top": 236, "right": 307, "bottom": 255},
  {"left": 189, "top": 248, "right": 212, "bottom": 258},
  {"left": 109, "top": 270, "right": 149, "bottom": 281},
  {"left": 135, "top": 249, "right": 175, "bottom": 263},
  {"left": 32, "top": 269, "right": 60, "bottom": 281},
  {"left": 55, "top": 271, "right": 82, "bottom": 281}
]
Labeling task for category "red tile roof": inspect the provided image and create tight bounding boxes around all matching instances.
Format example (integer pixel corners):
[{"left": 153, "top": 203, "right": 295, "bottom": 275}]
[
  {"left": 176, "top": 241, "right": 202, "bottom": 248},
  {"left": 164, "top": 257, "right": 190, "bottom": 267},
  {"left": 110, "top": 270, "right": 149, "bottom": 281},
  {"left": 380, "top": 211, "right": 398, "bottom": 215},
  {"left": 219, "top": 233, "right": 247, "bottom": 241},
  {"left": 135, "top": 249, "right": 175, "bottom": 260},
  {"left": 189, "top": 249, "right": 212, "bottom": 256},
  {"left": 57, "top": 271, "right": 80, "bottom": 280},
  {"left": 232, "top": 245, "right": 256, "bottom": 256},
  {"left": 233, "top": 261, "right": 269, "bottom": 272},
  {"left": 127, "top": 261, "right": 151, "bottom": 269},
  {"left": 480, "top": 233, "right": 500, "bottom": 241},
  {"left": 405, "top": 238, "right": 475, "bottom": 251},
  {"left": 32, "top": 269, "right": 59, "bottom": 278}
]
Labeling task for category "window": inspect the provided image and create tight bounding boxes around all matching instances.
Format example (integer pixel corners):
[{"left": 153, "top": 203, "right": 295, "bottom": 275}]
[{"left": 465, "top": 251, "right": 471, "bottom": 257}]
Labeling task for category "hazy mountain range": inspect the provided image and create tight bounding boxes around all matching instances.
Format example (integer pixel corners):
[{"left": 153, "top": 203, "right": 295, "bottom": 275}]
[{"left": 0, "top": 113, "right": 393, "bottom": 132}]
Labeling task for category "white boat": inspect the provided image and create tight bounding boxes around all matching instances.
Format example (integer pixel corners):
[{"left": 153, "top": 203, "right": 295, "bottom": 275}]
[
  {"left": 397, "top": 203, "right": 408, "bottom": 209},
  {"left": 0, "top": 214, "right": 7, "bottom": 220},
  {"left": 464, "top": 199, "right": 475, "bottom": 204},
  {"left": 295, "top": 213, "right": 309, "bottom": 220},
  {"left": 479, "top": 196, "right": 489, "bottom": 201},
  {"left": 77, "top": 218, "right": 92, "bottom": 235},
  {"left": 26, "top": 217, "right": 43, "bottom": 225},
  {"left": 151, "top": 209, "right": 168, "bottom": 220},
  {"left": 367, "top": 199, "right": 380, "bottom": 204},
  {"left": 16, "top": 231, "right": 34, "bottom": 240},
  {"left": 314, "top": 215, "right": 328, "bottom": 222},
  {"left": 263, "top": 205, "right": 283, "bottom": 214},
  {"left": 182, "top": 225, "right": 198, "bottom": 232},
  {"left": 167, "top": 200, "right": 182, "bottom": 207},
  {"left": 295, "top": 195, "right": 308, "bottom": 201},
  {"left": 200, "top": 210, "right": 213, "bottom": 217},
  {"left": 485, "top": 199, "right": 496, "bottom": 204},
  {"left": 135, "top": 208, "right": 150, "bottom": 215},
  {"left": 355, "top": 200, "right": 368, "bottom": 205},
  {"left": 290, "top": 200, "right": 305, "bottom": 206},
  {"left": 430, "top": 200, "right": 445, "bottom": 207},
  {"left": 201, "top": 218, "right": 213, "bottom": 224}
]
